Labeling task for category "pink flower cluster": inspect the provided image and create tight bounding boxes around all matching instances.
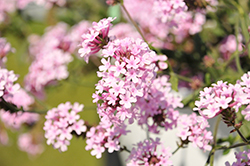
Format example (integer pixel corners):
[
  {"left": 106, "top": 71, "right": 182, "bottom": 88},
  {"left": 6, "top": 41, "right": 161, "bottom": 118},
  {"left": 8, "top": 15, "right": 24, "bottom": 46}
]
[
  {"left": 239, "top": 71, "right": 250, "bottom": 121},
  {"left": 109, "top": 23, "right": 141, "bottom": 40},
  {"left": 93, "top": 37, "right": 159, "bottom": 123},
  {"left": 153, "top": 0, "right": 187, "bottom": 24},
  {"left": 127, "top": 138, "right": 172, "bottom": 166},
  {"left": 86, "top": 119, "right": 128, "bottom": 159},
  {"left": 0, "top": 0, "right": 67, "bottom": 23},
  {"left": 78, "top": 17, "right": 115, "bottom": 63},
  {"left": 0, "top": 0, "right": 15, "bottom": 23},
  {"left": 0, "top": 68, "right": 38, "bottom": 129},
  {"left": 0, "top": 68, "right": 20, "bottom": 99},
  {"left": 194, "top": 80, "right": 250, "bottom": 119},
  {"left": 25, "top": 21, "right": 90, "bottom": 97},
  {"left": 18, "top": 133, "right": 44, "bottom": 156},
  {"left": 177, "top": 113, "right": 213, "bottom": 151},
  {"left": 123, "top": 0, "right": 214, "bottom": 47},
  {"left": 0, "top": 89, "right": 38, "bottom": 129},
  {"left": 219, "top": 35, "right": 243, "bottom": 60},
  {"left": 225, "top": 150, "right": 250, "bottom": 166},
  {"left": 43, "top": 102, "right": 86, "bottom": 152},
  {"left": 0, "top": 37, "right": 15, "bottom": 67},
  {"left": 136, "top": 76, "right": 183, "bottom": 133}
]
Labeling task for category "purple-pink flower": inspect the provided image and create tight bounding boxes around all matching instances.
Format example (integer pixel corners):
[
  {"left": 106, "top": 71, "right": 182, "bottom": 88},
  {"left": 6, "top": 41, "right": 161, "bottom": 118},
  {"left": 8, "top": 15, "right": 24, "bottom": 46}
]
[
  {"left": 127, "top": 138, "right": 172, "bottom": 166},
  {"left": 225, "top": 150, "right": 250, "bottom": 166},
  {"left": 136, "top": 75, "right": 183, "bottom": 133}
]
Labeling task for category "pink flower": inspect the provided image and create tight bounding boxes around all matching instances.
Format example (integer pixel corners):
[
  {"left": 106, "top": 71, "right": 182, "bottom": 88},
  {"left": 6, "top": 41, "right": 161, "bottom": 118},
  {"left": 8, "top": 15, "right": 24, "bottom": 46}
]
[
  {"left": 85, "top": 120, "right": 127, "bottom": 159},
  {"left": 194, "top": 80, "right": 249, "bottom": 119},
  {"left": 44, "top": 102, "right": 86, "bottom": 152},
  {"left": 136, "top": 75, "right": 183, "bottom": 134},
  {"left": 127, "top": 138, "right": 172, "bottom": 166},
  {"left": 18, "top": 133, "right": 44, "bottom": 156},
  {"left": 119, "top": 92, "right": 136, "bottom": 108},
  {"left": 177, "top": 113, "right": 213, "bottom": 151},
  {"left": 78, "top": 17, "right": 115, "bottom": 63},
  {"left": 0, "top": 37, "right": 15, "bottom": 67},
  {"left": 93, "top": 38, "right": 158, "bottom": 123}
]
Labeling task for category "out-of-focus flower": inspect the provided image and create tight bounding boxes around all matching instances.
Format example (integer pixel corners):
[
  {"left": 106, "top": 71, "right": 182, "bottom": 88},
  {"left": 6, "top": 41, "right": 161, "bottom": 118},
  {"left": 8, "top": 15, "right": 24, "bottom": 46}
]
[
  {"left": 18, "top": 133, "right": 44, "bottom": 155},
  {"left": 225, "top": 150, "right": 250, "bottom": 166}
]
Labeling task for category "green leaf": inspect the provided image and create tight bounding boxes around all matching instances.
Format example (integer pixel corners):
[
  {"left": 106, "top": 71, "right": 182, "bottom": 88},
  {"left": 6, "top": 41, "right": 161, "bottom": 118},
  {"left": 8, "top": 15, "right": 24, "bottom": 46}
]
[
  {"left": 205, "top": 73, "right": 211, "bottom": 85},
  {"left": 170, "top": 73, "right": 179, "bottom": 92},
  {"left": 223, "top": 149, "right": 231, "bottom": 155}
]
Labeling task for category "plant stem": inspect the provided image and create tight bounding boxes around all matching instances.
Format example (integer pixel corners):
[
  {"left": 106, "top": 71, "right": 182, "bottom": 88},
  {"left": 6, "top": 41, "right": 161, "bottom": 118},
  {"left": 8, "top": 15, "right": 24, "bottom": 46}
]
[
  {"left": 234, "top": 16, "right": 244, "bottom": 75},
  {"left": 206, "top": 115, "right": 221, "bottom": 166},
  {"left": 172, "top": 143, "right": 183, "bottom": 155},
  {"left": 22, "top": 110, "right": 47, "bottom": 114},
  {"left": 175, "top": 73, "right": 192, "bottom": 82},
  {"left": 235, "top": 127, "right": 249, "bottom": 144},
  {"left": 216, "top": 142, "right": 250, "bottom": 150},
  {"left": 24, "top": 89, "right": 50, "bottom": 110},
  {"left": 120, "top": 4, "right": 148, "bottom": 44},
  {"left": 0, "top": 97, "right": 47, "bottom": 114},
  {"left": 120, "top": 146, "right": 131, "bottom": 153}
]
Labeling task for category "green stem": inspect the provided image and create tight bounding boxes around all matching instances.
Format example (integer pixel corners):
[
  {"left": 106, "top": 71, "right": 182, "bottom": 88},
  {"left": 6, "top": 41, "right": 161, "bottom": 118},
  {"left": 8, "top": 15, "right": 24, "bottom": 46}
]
[
  {"left": 216, "top": 142, "right": 250, "bottom": 150},
  {"left": 235, "top": 127, "right": 249, "bottom": 144},
  {"left": 175, "top": 74, "right": 192, "bottom": 82},
  {"left": 120, "top": 146, "right": 131, "bottom": 153},
  {"left": 172, "top": 145, "right": 182, "bottom": 155},
  {"left": 120, "top": 4, "right": 148, "bottom": 44},
  {"left": 234, "top": 17, "right": 243, "bottom": 75},
  {"left": 24, "top": 89, "right": 50, "bottom": 110},
  {"left": 206, "top": 115, "right": 221, "bottom": 166},
  {"left": 0, "top": 97, "right": 47, "bottom": 114},
  {"left": 22, "top": 110, "right": 47, "bottom": 114}
]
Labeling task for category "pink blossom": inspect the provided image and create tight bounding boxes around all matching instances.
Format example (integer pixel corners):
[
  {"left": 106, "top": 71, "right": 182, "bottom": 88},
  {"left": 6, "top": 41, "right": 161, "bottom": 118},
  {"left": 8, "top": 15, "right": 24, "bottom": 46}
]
[
  {"left": 136, "top": 76, "right": 183, "bottom": 134},
  {"left": 85, "top": 120, "right": 128, "bottom": 158},
  {"left": 0, "top": 88, "right": 38, "bottom": 130},
  {"left": 18, "top": 133, "right": 44, "bottom": 156},
  {"left": 78, "top": 17, "right": 115, "bottom": 63},
  {"left": 127, "top": 138, "right": 172, "bottom": 166},
  {"left": 219, "top": 35, "right": 243, "bottom": 60},
  {"left": 93, "top": 38, "right": 159, "bottom": 124},
  {"left": 0, "top": 37, "right": 15, "bottom": 67},
  {"left": 44, "top": 102, "right": 86, "bottom": 152},
  {"left": 177, "top": 113, "right": 213, "bottom": 151},
  {"left": 194, "top": 80, "right": 250, "bottom": 119}
]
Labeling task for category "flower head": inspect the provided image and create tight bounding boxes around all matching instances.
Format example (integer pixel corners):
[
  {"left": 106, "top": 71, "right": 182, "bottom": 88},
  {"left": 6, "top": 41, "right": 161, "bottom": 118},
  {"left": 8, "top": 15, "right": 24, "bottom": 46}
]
[
  {"left": 78, "top": 17, "right": 115, "bottom": 63},
  {"left": 93, "top": 38, "right": 158, "bottom": 124},
  {"left": 44, "top": 102, "right": 86, "bottom": 152},
  {"left": 127, "top": 138, "right": 172, "bottom": 166}
]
